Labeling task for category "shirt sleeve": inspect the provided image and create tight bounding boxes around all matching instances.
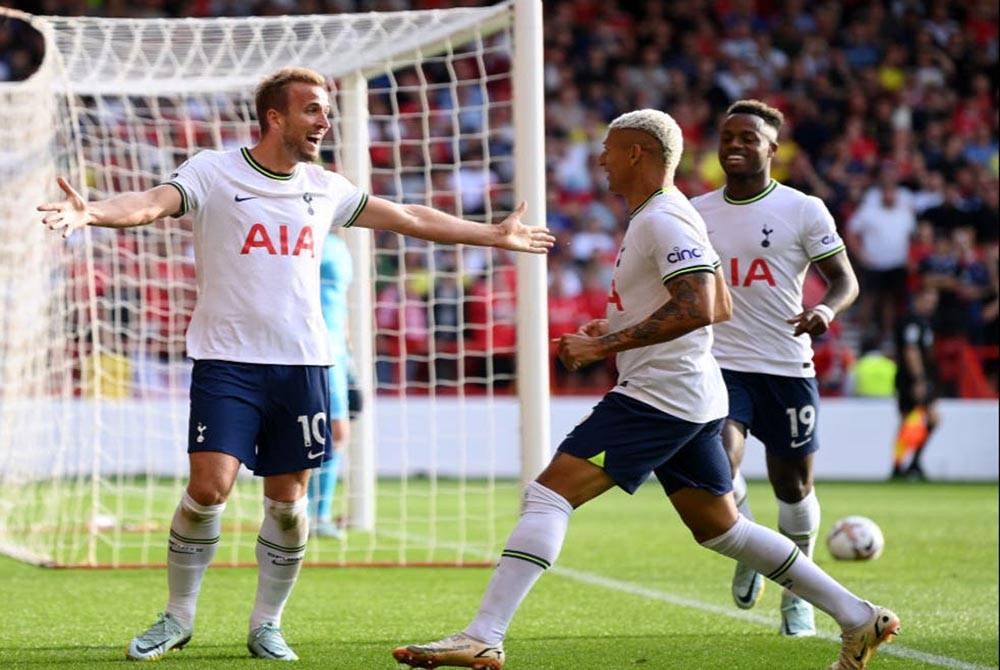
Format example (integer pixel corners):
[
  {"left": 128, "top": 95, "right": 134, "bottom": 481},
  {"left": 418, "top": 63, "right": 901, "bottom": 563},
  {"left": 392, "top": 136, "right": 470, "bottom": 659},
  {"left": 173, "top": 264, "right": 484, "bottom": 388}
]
[
  {"left": 327, "top": 171, "right": 369, "bottom": 228},
  {"left": 802, "top": 195, "right": 846, "bottom": 262},
  {"left": 644, "top": 211, "right": 719, "bottom": 284},
  {"left": 164, "top": 152, "right": 214, "bottom": 217}
]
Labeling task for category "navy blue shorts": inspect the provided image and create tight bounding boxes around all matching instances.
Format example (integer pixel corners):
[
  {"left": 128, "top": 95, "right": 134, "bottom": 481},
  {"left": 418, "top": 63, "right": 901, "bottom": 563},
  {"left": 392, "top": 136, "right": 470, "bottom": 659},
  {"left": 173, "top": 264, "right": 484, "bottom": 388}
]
[
  {"left": 722, "top": 369, "right": 821, "bottom": 459},
  {"left": 188, "top": 360, "right": 331, "bottom": 476},
  {"left": 557, "top": 392, "right": 732, "bottom": 496}
]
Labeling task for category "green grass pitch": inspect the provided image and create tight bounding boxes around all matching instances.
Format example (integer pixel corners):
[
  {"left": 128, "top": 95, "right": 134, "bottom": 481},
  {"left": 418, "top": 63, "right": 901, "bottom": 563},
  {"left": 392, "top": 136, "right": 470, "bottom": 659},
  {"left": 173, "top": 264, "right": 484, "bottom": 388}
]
[{"left": 0, "top": 481, "right": 996, "bottom": 669}]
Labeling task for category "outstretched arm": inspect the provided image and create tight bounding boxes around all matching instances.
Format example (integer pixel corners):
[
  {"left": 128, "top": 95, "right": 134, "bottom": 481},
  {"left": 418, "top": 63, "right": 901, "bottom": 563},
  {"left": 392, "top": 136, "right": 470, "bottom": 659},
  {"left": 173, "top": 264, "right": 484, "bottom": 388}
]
[
  {"left": 787, "top": 250, "right": 859, "bottom": 337},
  {"left": 556, "top": 270, "right": 716, "bottom": 370},
  {"left": 38, "top": 177, "right": 182, "bottom": 238},
  {"left": 352, "top": 197, "right": 554, "bottom": 253}
]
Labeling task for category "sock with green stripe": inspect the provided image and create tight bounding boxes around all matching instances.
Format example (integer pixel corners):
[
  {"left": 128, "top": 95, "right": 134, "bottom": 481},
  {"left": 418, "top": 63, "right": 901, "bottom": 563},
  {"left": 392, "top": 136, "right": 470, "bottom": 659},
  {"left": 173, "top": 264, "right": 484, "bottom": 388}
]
[
  {"left": 250, "top": 496, "right": 309, "bottom": 632},
  {"left": 166, "top": 491, "right": 225, "bottom": 629},
  {"left": 702, "top": 515, "right": 871, "bottom": 629},
  {"left": 465, "top": 481, "right": 573, "bottom": 645}
]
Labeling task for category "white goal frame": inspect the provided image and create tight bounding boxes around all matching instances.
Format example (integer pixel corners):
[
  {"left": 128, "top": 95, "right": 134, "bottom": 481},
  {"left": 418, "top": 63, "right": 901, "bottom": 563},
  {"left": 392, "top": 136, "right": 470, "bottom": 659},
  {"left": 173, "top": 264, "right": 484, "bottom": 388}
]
[{"left": 0, "top": 0, "right": 549, "bottom": 568}]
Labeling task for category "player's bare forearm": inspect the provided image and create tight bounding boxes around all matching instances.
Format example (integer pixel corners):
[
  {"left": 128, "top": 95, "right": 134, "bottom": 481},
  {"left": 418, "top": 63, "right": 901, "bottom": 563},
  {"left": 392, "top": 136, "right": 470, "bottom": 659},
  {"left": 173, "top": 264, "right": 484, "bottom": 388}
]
[
  {"left": 38, "top": 178, "right": 180, "bottom": 238},
  {"left": 813, "top": 250, "right": 859, "bottom": 315},
  {"left": 88, "top": 190, "right": 179, "bottom": 227},
  {"left": 597, "top": 271, "right": 714, "bottom": 356},
  {"left": 357, "top": 198, "right": 553, "bottom": 253}
]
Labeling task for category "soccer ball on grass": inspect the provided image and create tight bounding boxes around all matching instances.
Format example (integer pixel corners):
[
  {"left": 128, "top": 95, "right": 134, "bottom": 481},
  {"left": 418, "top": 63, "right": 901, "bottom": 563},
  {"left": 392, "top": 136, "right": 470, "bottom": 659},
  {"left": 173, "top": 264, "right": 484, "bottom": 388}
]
[{"left": 825, "top": 516, "right": 884, "bottom": 560}]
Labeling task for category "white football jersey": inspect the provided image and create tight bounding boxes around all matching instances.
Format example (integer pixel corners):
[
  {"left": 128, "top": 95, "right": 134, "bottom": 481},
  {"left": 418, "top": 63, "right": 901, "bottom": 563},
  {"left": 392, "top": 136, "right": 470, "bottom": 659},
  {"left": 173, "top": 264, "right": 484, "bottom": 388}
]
[
  {"left": 691, "top": 180, "right": 845, "bottom": 377},
  {"left": 607, "top": 188, "right": 728, "bottom": 424},
  {"left": 167, "top": 148, "right": 367, "bottom": 365}
]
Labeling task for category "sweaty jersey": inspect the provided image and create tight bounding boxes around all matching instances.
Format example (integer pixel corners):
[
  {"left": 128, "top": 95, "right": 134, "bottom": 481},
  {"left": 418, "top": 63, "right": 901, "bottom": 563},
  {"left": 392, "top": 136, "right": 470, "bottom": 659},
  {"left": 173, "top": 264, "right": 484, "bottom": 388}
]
[
  {"left": 607, "top": 188, "right": 728, "bottom": 424},
  {"left": 691, "top": 180, "right": 844, "bottom": 378},
  {"left": 320, "top": 233, "right": 353, "bottom": 358},
  {"left": 167, "top": 147, "right": 368, "bottom": 365}
]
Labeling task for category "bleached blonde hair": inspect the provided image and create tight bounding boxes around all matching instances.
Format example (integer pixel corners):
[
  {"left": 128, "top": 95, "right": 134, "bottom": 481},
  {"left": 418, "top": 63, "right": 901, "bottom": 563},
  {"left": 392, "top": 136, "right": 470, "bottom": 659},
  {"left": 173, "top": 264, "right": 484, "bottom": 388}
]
[{"left": 607, "top": 109, "right": 683, "bottom": 178}]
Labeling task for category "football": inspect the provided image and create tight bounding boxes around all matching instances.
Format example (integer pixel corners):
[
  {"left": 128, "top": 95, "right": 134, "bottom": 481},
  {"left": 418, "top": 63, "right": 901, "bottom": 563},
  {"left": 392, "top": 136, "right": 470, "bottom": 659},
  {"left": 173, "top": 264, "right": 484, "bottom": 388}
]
[{"left": 826, "top": 516, "right": 885, "bottom": 560}]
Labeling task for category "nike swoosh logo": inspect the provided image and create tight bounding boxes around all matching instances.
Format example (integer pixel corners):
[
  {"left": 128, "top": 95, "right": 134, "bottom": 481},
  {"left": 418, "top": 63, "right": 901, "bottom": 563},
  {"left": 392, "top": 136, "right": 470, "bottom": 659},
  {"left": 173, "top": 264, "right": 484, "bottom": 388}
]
[
  {"left": 790, "top": 437, "right": 812, "bottom": 448},
  {"left": 307, "top": 449, "right": 324, "bottom": 459},
  {"left": 234, "top": 195, "right": 257, "bottom": 202},
  {"left": 134, "top": 642, "right": 164, "bottom": 654},
  {"left": 257, "top": 642, "right": 289, "bottom": 658},
  {"left": 735, "top": 578, "right": 758, "bottom": 606}
]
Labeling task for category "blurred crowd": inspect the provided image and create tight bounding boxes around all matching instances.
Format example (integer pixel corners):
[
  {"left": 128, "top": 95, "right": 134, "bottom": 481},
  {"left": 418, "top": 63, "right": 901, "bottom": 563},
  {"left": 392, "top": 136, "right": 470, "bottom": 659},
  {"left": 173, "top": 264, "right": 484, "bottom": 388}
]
[{"left": 4, "top": 0, "right": 997, "bottom": 398}]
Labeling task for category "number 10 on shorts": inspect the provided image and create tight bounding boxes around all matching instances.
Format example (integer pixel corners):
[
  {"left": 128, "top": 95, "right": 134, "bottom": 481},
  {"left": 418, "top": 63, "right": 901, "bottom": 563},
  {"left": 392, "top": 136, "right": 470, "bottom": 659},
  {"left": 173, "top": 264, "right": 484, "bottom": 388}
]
[{"left": 297, "top": 412, "right": 328, "bottom": 449}]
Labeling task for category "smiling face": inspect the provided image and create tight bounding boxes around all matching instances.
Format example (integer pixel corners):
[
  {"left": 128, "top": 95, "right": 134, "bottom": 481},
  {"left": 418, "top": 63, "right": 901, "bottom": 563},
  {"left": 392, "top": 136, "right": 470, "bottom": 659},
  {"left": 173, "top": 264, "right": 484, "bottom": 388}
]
[
  {"left": 717, "top": 113, "right": 776, "bottom": 180},
  {"left": 274, "top": 82, "right": 331, "bottom": 163}
]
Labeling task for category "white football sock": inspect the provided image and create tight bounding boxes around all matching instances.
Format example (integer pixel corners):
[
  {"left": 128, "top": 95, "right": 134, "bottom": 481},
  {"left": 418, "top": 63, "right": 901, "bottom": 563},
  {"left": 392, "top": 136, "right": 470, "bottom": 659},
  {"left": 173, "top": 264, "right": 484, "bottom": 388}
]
[
  {"left": 166, "top": 492, "right": 224, "bottom": 629},
  {"left": 777, "top": 488, "right": 820, "bottom": 558},
  {"left": 250, "top": 496, "right": 308, "bottom": 631},
  {"left": 465, "top": 481, "right": 573, "bottom": 645},
  {"left": 702, "top": 516, "right": 872, "bottom": 630},
  {"left": 732, "top": 470, "right": 755, "bottom": 521}
]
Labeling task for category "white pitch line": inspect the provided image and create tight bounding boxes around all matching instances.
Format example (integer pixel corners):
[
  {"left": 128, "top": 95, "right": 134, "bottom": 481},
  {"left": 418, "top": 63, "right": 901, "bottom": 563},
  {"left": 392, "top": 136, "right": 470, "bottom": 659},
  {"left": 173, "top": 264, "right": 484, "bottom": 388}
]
[
  {"left": 552, "top": 565, "right": 995, "bottom": 670},
  {"left": 378, "top": 531, "right": 993, "bottom": 670}
]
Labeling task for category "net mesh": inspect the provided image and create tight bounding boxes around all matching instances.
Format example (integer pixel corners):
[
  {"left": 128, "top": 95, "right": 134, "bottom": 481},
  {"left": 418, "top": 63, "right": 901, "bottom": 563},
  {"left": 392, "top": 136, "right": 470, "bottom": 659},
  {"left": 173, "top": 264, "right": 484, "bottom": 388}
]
[{"left": 0, "top": 4, "right": 526, "bottom": 568}]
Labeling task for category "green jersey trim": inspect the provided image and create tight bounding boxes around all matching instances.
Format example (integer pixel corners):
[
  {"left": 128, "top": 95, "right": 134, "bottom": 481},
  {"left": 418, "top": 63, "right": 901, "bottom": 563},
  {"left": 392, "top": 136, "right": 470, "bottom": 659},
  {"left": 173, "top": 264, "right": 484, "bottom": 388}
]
[
  {"left": 723, "top": 179, "right": 778, "bottom": 205},
  {"left": 662, "top": 264, "right": 716, "bottom": 284},
  {"left": 342, "top": 193, "right": 369, "bottom": 228},
  {"left": 629, "top": 187, "right": 669, "bottom": 218},
  {"left": 809, "top": 245, "right": 846, "bottom": 263},
  {"left": 241, "top": 147, "right": 296, "bottom": 181},
  {"left": 165, "top": 181, "right": 190, "bottom": 217}
]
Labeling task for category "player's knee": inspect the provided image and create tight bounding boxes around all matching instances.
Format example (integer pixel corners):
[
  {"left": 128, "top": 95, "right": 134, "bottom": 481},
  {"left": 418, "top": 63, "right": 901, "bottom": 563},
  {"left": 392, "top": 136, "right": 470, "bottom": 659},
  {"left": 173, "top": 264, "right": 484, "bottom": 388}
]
[
  {"left": 772, "top": 480, "right": 812, "bottom": 503},
  {"left": 185, "top": 485, "right": 228, "bottom": 508}
]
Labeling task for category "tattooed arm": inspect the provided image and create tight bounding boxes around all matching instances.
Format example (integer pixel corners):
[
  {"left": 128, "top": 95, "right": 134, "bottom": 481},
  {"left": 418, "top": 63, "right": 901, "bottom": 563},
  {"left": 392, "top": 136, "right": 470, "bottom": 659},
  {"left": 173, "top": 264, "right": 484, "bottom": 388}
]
[{"left": 556, "top": 269, "right": 719, "bottom": 370}]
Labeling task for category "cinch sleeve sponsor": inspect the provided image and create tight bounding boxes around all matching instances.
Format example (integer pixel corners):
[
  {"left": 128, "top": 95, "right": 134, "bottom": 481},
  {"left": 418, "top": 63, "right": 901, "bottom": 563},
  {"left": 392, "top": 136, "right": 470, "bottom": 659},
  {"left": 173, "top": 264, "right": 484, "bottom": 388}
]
[
  {"left": 802, "top": 196, "right": 845, "bottom": 262},
  {"left": 164, "top": 152, "right": 215, "bottom": 217},
  {"left": 327, "top": 172, "right": 368, "bottom": 228},
  {"left": 646, "top": 213, "right": 717, "bottom": 284}
]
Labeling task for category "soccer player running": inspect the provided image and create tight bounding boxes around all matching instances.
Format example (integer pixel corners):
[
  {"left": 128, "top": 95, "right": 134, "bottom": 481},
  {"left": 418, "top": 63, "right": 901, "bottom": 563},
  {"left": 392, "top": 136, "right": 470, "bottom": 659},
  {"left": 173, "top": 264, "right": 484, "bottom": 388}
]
[
  {"left": 391, "top": 109, "right": 898, "bottom": 670},
  {"left": 308, "top": 231, "right": 353, "bottom": 538},
  {"left": 691, "top": 99, "right": 860, "bottom": 638},
  {"left": 37, "top": 66, "right": 554, "bottom": 663}
]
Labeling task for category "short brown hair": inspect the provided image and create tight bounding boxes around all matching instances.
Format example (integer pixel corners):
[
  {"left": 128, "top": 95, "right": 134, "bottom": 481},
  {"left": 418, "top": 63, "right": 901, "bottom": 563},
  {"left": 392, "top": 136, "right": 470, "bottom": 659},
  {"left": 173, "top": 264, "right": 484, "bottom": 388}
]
[
  {"left": 254, "top": 66, "right": 326, "bottom": 135},
  {"left": 726, "top": 99, "right": 784, "bottom": 134}
]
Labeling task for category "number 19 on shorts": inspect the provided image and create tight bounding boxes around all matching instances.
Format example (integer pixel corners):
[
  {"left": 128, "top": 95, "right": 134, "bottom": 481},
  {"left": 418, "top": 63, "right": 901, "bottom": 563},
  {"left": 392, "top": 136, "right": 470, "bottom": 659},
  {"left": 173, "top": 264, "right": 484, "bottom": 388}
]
[{"left": 786, "top": 404, "right": 815, "bottom": 448}]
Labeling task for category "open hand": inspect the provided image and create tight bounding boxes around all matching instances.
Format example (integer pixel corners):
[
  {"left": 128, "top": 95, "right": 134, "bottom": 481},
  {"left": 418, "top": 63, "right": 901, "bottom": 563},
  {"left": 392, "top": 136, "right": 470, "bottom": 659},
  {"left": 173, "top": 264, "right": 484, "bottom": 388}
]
[
  {"left": 495, "top": 202, "right": 555, "bottom": 254},
  {"left": 37, "top": 177, "right": 92, "bottom": 239}
]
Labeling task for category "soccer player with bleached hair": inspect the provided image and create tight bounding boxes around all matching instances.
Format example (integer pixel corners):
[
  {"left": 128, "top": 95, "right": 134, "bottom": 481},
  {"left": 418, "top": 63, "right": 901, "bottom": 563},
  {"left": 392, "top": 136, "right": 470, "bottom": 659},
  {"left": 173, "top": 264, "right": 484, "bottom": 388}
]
[
  {"left": 37, "top": 65, "right": 554, "bottom": 662},
  {"left": 691, "top": 99, "right": 860, "bottom": 638},
  {"left": 392, "top": 109, "right": 898, "bottom": 670}
]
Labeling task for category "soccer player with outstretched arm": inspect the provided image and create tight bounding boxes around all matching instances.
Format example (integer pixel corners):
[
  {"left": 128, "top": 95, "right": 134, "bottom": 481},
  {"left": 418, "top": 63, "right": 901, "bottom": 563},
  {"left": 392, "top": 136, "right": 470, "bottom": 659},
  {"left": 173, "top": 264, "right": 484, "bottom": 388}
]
[
  {"left": 37, "top": 66, "right": 554, "bottom": 663},
  {"left": 691, "top": 99, "right": 860, "bottom": 637},
  {"left": 391, "top": 109, "right": 897, "bottom": 670}
]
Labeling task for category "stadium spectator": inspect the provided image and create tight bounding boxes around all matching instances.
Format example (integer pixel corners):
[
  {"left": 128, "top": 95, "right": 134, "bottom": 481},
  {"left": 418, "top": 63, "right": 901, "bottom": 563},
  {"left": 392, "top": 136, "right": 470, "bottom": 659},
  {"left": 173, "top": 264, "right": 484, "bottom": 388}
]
[{"left": 848, "top": 163, "right": 917, "bottom": 346}]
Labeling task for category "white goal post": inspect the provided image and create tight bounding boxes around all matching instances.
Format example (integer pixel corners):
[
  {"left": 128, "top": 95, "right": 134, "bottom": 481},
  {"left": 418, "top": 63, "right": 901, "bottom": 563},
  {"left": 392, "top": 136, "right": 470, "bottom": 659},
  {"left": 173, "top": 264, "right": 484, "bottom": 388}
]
[{"left": 0, "top": 0, "right": 549, "bottom": 568}]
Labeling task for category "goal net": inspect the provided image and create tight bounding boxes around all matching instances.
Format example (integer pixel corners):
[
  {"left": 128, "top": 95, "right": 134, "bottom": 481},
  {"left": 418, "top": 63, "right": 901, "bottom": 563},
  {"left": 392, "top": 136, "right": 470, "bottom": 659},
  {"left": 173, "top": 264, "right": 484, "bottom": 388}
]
[{"left": 0, "top": 1, "right": 549, "bottom": 568}]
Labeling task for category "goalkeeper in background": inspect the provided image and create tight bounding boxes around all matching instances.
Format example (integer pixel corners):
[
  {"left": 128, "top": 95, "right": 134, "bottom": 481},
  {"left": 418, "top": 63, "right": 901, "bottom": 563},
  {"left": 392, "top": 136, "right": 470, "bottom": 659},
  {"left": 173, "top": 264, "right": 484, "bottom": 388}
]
[
  {"left": 37, "top": 66, "right": 554, "bottom": 663},
  {"left": 308, "top": 230, "right": 354, "bottom": 539}
]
